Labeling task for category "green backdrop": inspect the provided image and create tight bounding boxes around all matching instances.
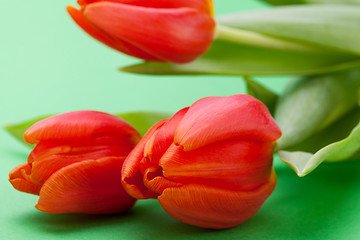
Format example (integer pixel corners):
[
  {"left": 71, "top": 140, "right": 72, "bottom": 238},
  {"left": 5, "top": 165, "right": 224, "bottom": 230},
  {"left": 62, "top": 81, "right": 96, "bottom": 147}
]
[{"left": 1, "top": 1, "right": 359, "bottom": 239}]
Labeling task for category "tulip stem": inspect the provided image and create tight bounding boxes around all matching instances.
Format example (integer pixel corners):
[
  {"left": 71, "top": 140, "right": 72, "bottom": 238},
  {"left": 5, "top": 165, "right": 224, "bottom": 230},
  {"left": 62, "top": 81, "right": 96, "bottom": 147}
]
[{"left": 215, "top": 24, "right": 323, "bottom": 53}]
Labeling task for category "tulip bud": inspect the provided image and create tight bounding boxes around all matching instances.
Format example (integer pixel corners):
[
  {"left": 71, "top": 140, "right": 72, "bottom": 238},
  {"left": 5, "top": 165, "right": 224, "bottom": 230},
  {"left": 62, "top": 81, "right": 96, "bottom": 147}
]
[
  {"left": 9, "top": 111, "right": 141, "bottom": 214},
  {"left": 121, "top": 95, "right": 281, "bottom": 229},
  {"left": 67, "top": 0, "right": 215, "bottom": 63}
]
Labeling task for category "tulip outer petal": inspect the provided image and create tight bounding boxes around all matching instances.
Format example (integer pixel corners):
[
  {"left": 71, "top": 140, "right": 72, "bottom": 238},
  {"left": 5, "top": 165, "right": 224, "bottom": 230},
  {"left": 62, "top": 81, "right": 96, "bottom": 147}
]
[
  {"left": 122, "top": 120, "right": 167, "bottom": 199},
  {"left": 158, "top": 170, "right": 276, "bottom": 229},
  {"left": 83, "top": 2, "right": 215, "bottom": 63},
  {"left": 37, "top": 157, "right": 136, "bottom": 214},
  {"left": 175, "top": 95, "right": 281, "bottom": 151},
  {"left": 24, "top": 110, "right": 140, "bottom": 144}
]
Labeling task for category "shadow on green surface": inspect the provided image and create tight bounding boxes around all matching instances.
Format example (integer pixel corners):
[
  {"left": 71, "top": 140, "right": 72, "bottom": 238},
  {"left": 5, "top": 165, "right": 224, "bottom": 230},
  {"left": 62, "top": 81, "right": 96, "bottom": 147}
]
[
  {"left": 256, "top": 160, "right": 360, "bottom": 239},
  {"left": 11, "top": 160, "right": 360, "bottom": 240},
  {"left": 14, "top": 200, "right": 215, "bottom": 239}
]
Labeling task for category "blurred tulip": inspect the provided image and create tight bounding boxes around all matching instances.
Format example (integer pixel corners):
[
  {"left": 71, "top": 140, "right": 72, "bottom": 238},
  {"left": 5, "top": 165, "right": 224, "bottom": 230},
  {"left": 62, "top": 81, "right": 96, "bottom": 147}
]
[
  {"left": 67, "top": 0, "right": 215, "bottom": 63},
  {"left": 9, "top": 111, "right": 141, "bottom": 214},
  {"left": 121, "top": 94, "right": 281, "bottom": 229}
]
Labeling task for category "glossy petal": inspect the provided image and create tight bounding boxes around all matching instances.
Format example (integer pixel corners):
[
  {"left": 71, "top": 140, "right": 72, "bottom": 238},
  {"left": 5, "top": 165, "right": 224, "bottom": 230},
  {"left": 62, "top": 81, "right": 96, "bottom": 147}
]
[
  {"left": 122, "top": 109, "right": 189, "bottom": 199},
  {"left": 78, "top": 0, "right": 214, "bottom": 16},
  {"left": 157, "top": 140, "right": 274, "bottom": 191},
  {"left": 9, "top": 163, "right": 41, "bottom": 195},
  {"left": 27, "top": 134, "right": 136, "bottom": 185},
  {"left": 119, "top": 95, "right": 281, "bottom": 228},
  {"left": 28, "top": 134, "right": 135, "bottom": 163},
  {"left": 10, "top": 110, "right": 140, "bottom": 214},
  {"left": 24, "top": 110, "right": 140, "bottom": 144},
  {"left": 83, "top": 2, "right": 215, "bottom": 63},
  {"left": 175, "top": 95, "right": 282, "bottom": 151},
  {"left": 121, "top": 120, "right": 167, "bottom": 199},
  {"left": 67, "top": 6, "right": 162, "bottom": 61},
  {"left": 37, "top": 157, "right": 136, "bottom": 214},
  {"left": 144, "top": 107, "right": 188, "bottom": 162},
  {"left": 121, "top": 94, "right": 280, "bottom": 228},
  {"left": 158, "top": 170, "right": 276, "bottom": 229}
]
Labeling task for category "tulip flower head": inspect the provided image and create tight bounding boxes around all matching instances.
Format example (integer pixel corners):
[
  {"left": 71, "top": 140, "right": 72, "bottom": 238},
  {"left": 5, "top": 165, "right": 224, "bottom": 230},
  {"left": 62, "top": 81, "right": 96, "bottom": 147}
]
[
  {"left": 9, "top": 111, "right": 140, "bottom": 214},
  {"left": 67, "top": 0, "right": 215, "bottom": 63},
  {"left": 121, "top": 95, "right": 282, "bottom": 229}
]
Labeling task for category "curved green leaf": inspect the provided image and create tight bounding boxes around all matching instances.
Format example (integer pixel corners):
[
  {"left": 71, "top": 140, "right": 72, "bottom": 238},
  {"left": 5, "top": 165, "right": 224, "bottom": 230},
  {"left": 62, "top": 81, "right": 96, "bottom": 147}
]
[
  {"left": 115, "top": 111, "right": 170, "bottom": 136},
  {"left": 121, "top": 40, "right": 360, "bottom": 76},
  {"left": 279, "top": 120, "right": 360, "bottom": 177},
  {"left": 283, "top": 107, "right": 360, "bottom": 154},
  {"left": 277, "top": 68, "right": 360, "bottom": 176},
  {"left": 122, "top": 5, "right": 360, "bottom": 76},
  {"left": 262, "top": 0, "right": 360, "bottom": 6},
  {"left": 218, "top": 5, "right": 360, "bottom": 55},
  {"left": 275, "top": 68, "right": 360, "bottom": 150}
]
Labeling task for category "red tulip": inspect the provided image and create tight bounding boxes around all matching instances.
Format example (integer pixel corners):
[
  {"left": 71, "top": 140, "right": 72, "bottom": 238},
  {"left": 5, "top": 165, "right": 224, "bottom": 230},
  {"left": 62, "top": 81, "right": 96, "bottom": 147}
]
[
  {"left": 66, "top": 0, "right": 215, "bottom": 63},
  {"left": 9, "top": 111, "right": 141, "bottom": 214},
  {"left": 121, "top": 95, "right": 281, "bottom": 229}
]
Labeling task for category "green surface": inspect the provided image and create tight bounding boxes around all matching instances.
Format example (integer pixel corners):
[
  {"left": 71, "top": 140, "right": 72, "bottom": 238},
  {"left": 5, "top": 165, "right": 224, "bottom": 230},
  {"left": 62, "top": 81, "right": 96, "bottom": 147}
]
[{"left": 1, "top": 1, "right": 359, "bottom": 239}]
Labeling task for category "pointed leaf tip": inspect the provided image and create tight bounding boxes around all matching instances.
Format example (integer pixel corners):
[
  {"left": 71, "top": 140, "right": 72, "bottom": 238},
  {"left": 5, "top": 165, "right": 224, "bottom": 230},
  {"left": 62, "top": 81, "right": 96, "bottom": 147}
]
[
  {"left": 278, "top": 151, "right": 313, "bottom": 177},
  {"left": 278, "top": 120, "right": 360, "bottom": 177}
]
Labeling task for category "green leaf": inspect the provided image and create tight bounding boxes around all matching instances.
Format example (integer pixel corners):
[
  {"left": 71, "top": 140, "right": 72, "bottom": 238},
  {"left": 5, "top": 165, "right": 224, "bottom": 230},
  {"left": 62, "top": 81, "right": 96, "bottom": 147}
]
[
  {"left": 4, "top": 111, "right": 171, "bottom": 148},
  {"left": 4, "top": 115, "right": 52, "bottom": 148},
  {"left": 243, "top": 77, "right": 278, "bottom": 115},
  {"left": 122, "top": 5, "right": 360, "bottom": 76},
  {"left": 275, "top": 68, "right": 360, "bottom": 150},
  {"left": 121, "top": 40, "right": 360, "bottom": 76},
  {"left": 276, "top": 68, "right": 360, "bottom": 176},
  {"left": 283, "top": 107, "right": 360, "bottom": 153},
  {"left": 262, "top": 0, "right": 360, "bottom": 6},
  {"left": 218, "top": 5, "right": 360, "bottom": 55},
  {"left": 278, "top": 120, "right": 360, "bottom": 176},
  {"left": 115, "top": 111, "right": 171, "bottom": 136}
]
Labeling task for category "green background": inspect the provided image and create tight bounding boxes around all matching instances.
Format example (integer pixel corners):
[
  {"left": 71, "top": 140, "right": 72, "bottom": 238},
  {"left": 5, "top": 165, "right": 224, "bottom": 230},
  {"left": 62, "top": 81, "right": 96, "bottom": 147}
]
[{"left": 1, "top": 0, "right": 359, "bottom": 239}]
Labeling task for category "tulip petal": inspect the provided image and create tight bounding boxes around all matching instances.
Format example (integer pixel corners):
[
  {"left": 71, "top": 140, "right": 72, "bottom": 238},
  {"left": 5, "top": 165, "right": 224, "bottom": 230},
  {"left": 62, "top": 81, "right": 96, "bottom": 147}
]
[
  {"left": 158, "top": 170, "right": 276, "bottom": 229},
  {"left": 175, "top": 95, "right": 282, "bottom": 151},
  {"left": 83, "top": 3, "right": 215, "bottom": 63},
  {"left": 121, "top": 120, "right": 167, "bottom": 199},
  {"left": 122, "top": 109, "right": 188, "bottom": 199},
  {"left": 30, "top": 148, "right": 125, "bottom": 185},
  {"left": 37, "top": 157, "right": 136, "bottom": 214},
  {"left": 28, "top": 134, "right": 135, "bottom": 164},
  {"left": 24, "top": 110, "right": 140, "bottom": 144},
  {"left": 27, "top": 125, "right": 138, "bottom": 185},
  {"left": 158, "top": 140, "right": 274, "bottom": 191},
  {"left": 67, "top": 6, "right": 162, "bottom": 61},
  {"left": 78, "top": 0, "right": 214, "bottom": 16},
  {"left": 9, "top": 163, "right": 41, "bottom": 195},
  {"left": 144, "top": 107, "right": 188, "bottom": 161}
]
